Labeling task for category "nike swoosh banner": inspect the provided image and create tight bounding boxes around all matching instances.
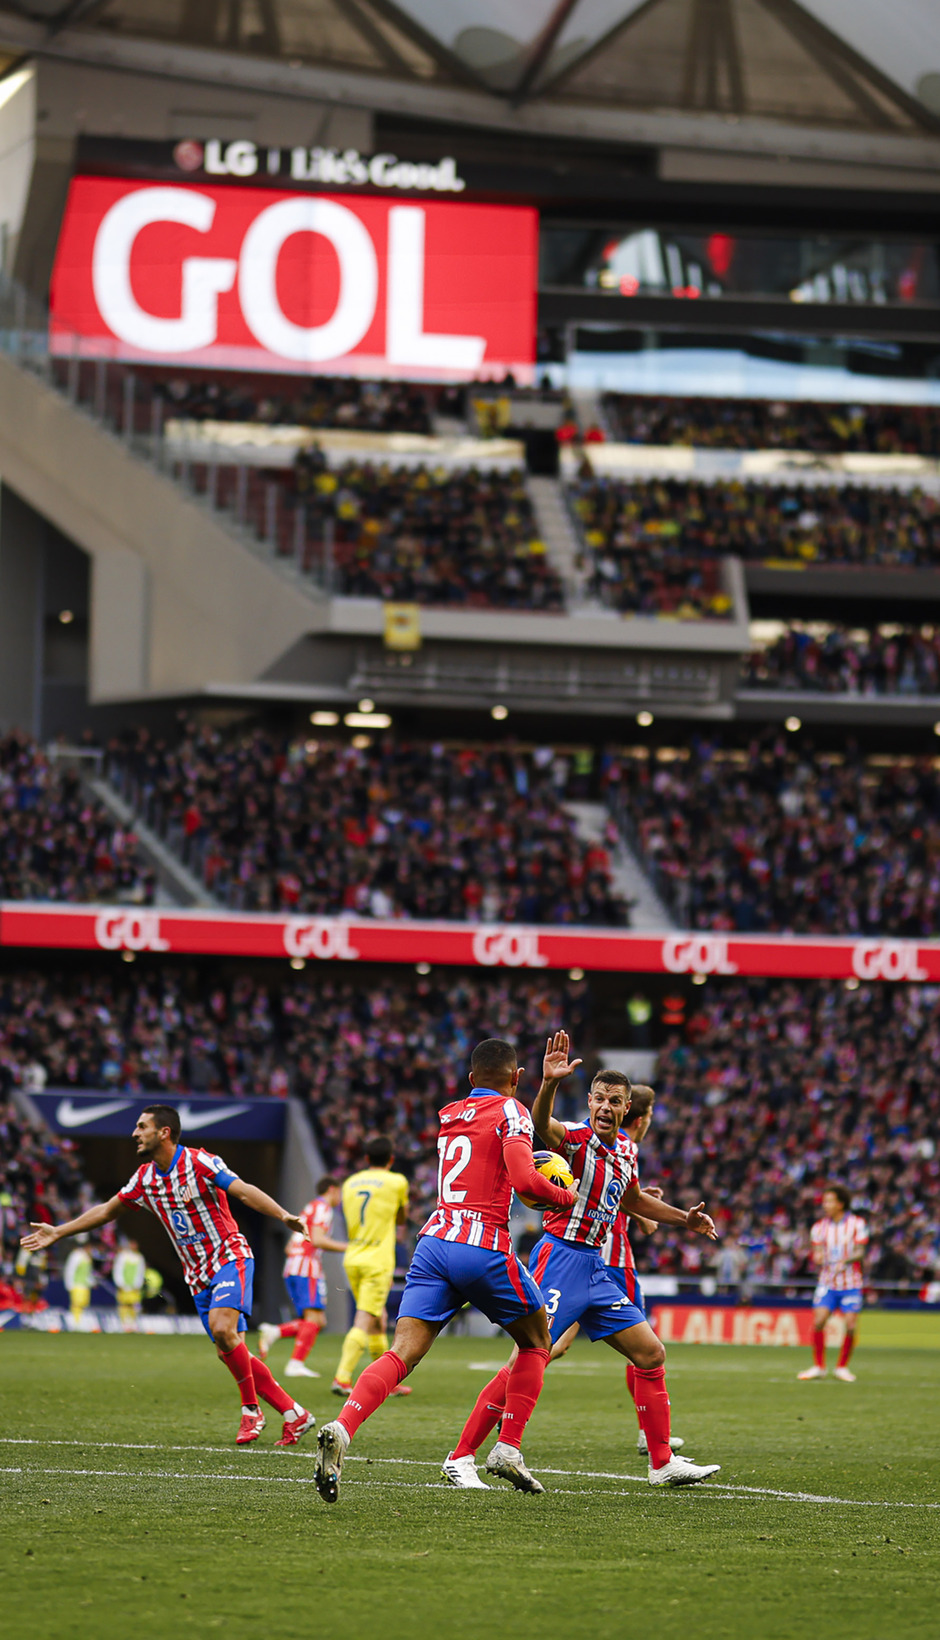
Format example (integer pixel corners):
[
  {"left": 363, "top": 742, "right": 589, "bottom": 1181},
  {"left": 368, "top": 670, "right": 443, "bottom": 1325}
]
[{"left": 30, "top": 1091, "right": 287, "bottom": 1140}]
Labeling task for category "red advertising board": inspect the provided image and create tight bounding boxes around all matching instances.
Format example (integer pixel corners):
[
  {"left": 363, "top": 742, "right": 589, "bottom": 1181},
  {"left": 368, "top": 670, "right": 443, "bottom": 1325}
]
[
  {"left": 651, "top": 1305, "right": 841, "bottom": 1347},
  {"left": 2, "top": 904, "right": 940, "bottom": 980},
  {"left": 49, "top": 176, "right": 537, "bottom": 379}
]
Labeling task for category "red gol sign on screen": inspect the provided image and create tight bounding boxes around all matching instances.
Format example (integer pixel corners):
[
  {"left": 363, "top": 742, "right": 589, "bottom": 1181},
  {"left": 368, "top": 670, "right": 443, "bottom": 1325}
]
[{"left": 49, "top": 176, "right": 538, "bottom": 379}]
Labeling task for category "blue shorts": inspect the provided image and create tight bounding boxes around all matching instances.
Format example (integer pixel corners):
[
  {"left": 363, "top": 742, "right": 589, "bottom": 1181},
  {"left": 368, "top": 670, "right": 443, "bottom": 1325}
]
[
  {"left": 193, "top": 1258, "right": 254, "bottom": 1339},
  {"left": 813, "top": 1286, "right": 863, "bottom": 1314},
  {"left": 530, "top": 1234, "right": 645, "bottom": 1342},
  {"left": 609, "top": 1265, "right": 645, "bottom": 1316},
  {"left": 399, "top": 1235, "right": 544, "bottom": 1330},
  {"left": 285, "top": 1274, "right": 327, "bottom": 1315}
]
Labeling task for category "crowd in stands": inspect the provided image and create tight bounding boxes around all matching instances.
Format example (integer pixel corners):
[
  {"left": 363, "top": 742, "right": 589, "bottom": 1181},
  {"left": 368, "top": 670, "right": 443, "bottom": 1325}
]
[
  {"left": 112, "top": 727, "right": 626, "bottom": 924},
  {"left": 152, "top": 371, "right": 454, "bottom": 434},
  {"left": 294, "top": 457, "right": 564, "bottom": 610},
  {"left": 603, "top": 733, "right": 940, "bottom": 936},
  {"left": 569, "top": 472, "right": 940, "bottom": 576},
  {"left": 602, "top": 393, "right": 940, "bottom": 455},
  {"left": 743, "top": 625, "right": 940, "bottom": 695},
  {"left": 0, "top": 1091, "right": 107, "bottom": 1309},
  {"left": 2, "top": 964, "right": 937, "bottom": 1292},
  {"left": 0, "top": 734, "right": 155, "bottom": 905},
  {"left": 568, "top": 474, "right": 733, "bottom": 617},
  {"left": 643, "top": 979, "right": 940, "bottom": 1292}
]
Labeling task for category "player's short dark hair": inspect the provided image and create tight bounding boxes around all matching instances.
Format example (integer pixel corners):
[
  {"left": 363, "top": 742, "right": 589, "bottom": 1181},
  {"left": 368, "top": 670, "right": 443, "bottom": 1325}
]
[
  {"left": 824, "top": 1181, "right": 851, "bottom": 1209},
  {"left": 624, "top": 1083, "right": 654, "bottom": 1120},
  {"left": 318, "top": 1175, "right": 339, "bottom": 1194},
  {"left": 591, "top": 1068, "right": 632, "bottom": 1097},
  {"left": 365, "top": 1136, "right": 393, "bottom": 1167},
  {"left": 470, "top": 1038, "right": 517, "bottom": 1085},
  {"left": 141, "top": 1104, "right": 181, "bottom": 1142}
]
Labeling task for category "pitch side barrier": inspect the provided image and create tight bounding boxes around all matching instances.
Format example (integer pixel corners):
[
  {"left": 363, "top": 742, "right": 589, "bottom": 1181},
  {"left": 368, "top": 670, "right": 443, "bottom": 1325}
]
[{"left": 1, "top": 904, "right": 940, "bottom": 982}]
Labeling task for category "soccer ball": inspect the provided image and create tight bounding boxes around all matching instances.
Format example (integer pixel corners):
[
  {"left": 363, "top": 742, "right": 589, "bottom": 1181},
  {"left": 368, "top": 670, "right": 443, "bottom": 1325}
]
[{"left": 517, "top": 1149, "right": 575, "bottom": 1209}]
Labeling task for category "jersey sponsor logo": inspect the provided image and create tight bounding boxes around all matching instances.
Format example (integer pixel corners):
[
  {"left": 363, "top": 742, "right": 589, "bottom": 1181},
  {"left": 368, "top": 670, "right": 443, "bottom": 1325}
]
[
  {"left": 851, "top": 940, "right": 928, "bottom": 981},
  {"left": 283, "top": 918, "right": 360, "bottom": 961},
  {"left": 94, "top": 911, "right": 170, "bottom": 953},
  {"left": 472, "top": 928, "right": 548, "bottom": 968},
  {"left": 662, "top": 935, "right": 738, "bottom": 975},
  {"left": 55, "top": 1096, "right": 135, "bottom": 1128}
]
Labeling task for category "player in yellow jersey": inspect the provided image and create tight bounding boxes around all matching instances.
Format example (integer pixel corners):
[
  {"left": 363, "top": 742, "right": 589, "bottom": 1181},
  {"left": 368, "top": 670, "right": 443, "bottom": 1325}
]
[{"left": 332, "top": 1137, "right": 411, "bottom": 1398}]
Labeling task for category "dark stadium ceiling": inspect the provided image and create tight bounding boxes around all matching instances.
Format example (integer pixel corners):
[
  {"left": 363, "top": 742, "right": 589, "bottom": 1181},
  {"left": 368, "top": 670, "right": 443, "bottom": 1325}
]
[{"left": 2, "top": 0, "right": 940, "bottom": 131}]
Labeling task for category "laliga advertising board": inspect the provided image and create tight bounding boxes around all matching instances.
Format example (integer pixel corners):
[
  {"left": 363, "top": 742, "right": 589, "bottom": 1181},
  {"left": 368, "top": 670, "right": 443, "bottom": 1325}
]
[{"left": 49, "top": 175, "right": 538, "bottom": 379}]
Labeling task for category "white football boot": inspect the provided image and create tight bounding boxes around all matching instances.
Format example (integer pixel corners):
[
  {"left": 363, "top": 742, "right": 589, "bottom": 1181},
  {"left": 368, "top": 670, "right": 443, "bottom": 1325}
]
[
  {"left": 441, "top": 1452, "right": 491, "bottom": 1490},
  {"left": 797, "top": 1365, "right": 827, "bottom": 1380},
  {"left": 649, "top": 1453, "right": 721, "bottom": 1486},
  {"left": 315, "top": 1420, "right": 350, "bottom": 1503},
  {"left": 484, "top": 1440, "right": 545, "bottom": 1494},
  {"left": 257, "top": 1322, "right": 280, "bottom": 1360},
  {"left": 833, "top": 1366, "right": 856, "bottom": 1382},
  {"left": 284, "top": 1359, "right": 320, "bottom": 1378}
]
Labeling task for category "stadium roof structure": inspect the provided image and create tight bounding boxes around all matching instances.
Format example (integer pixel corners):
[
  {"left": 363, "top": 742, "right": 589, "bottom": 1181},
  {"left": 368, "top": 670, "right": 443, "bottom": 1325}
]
[{"left": 2, "top": 0, "right": 940, "bottom": 135}]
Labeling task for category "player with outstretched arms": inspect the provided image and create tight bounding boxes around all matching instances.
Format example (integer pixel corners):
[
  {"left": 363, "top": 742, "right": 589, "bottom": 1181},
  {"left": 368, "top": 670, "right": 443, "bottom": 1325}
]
[
  {"left": 314, "top": 1038, "right": 577, "bottom": 1503},
  {"left": 798, "top": 1182, "right": 868, "bottom": 1382},
  {"left": 258, "top": 1176, "right": 347, "bottom": 1379},
  {"left": 443, "top": 1036, "right": 720, "bottom": 1489},
  {"left": 21, "top": 1104, "right": 317, "bottom": 1447}
]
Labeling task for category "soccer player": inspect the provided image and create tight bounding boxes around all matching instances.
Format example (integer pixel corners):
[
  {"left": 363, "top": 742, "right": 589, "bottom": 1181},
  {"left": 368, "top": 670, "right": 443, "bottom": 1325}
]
[
  {"left": 258, "top": 1176, "right": 346, "bottom": 1378},
  {"left": 314, "top": 1038, "right": 578, "bottom": 1503},
  {"left": 113, "top": 1237, "right": 147, "bottom": 1331},
  {"left": 331, "top": 1138, "right": 411, "bottom": 1398},
  {"left": 63, "top": 1237, "right": 94, "bottom": 1329},
  {"left": 21, "top": 1103, "right": 316, "bottom": 1447},
  {"left": 798, "top": 1182, "right": 868, "bottom": 1382},
  {"left": 442, "top": 1036, "right": 720, "bottom": 1489}
]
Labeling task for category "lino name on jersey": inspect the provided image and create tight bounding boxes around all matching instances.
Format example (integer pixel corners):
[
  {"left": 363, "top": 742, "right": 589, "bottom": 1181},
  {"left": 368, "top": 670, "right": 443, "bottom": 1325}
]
[
  {"left": 118, "top": 1144, "right": 251, "bottom": 1294},
  {"left": 420, "top": 1092, "right": 537, "bottom": 1253}
]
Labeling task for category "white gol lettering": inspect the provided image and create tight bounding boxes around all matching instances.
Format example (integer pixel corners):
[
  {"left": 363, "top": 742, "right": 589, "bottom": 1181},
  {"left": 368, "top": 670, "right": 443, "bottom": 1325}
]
[
  {"left": 472, "top": 928, "right": 548, "bottom": 968},
  {"left": 94, "top": 911, "right": 170, "bottom": 952},
  {"left": 387, "top": 206, "right": 484, "bottom": 371},
  {"left": 851, "top": 941, "right": 928, "bottom": 982},
  {"left": 238, "top": 197, "right": 378, "bottom": 362},
  {"left": 93, "top": 188, "right": 236, "bottom": 352},
  {"left": 661, "top": 936, "right": 738, "bottom": 975},
  {"left": 283, "top": 919, "right": 360, "bottom": 961}
]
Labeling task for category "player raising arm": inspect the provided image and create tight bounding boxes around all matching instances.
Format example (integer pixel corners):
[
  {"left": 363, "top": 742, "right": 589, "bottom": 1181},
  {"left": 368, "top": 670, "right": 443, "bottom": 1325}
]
[
  {"left": 443, "top": 1035, "right": 720, "bottom": 1489},
  {"left": 21, "top": 1103, "right": 317, "bottom": 1448},
  {"left": 314, "top": 1037, "right": 577, "bottom": 1504}
]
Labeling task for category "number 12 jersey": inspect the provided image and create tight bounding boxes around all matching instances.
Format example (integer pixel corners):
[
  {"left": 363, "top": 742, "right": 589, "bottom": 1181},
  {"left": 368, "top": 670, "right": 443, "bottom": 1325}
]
[{"left": 420, "top": 1091, "right": 536, "bottom": 1255}]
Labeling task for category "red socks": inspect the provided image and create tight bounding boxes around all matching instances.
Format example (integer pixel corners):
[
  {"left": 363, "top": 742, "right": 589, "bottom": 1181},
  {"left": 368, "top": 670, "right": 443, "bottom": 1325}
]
[
  {"left": 633, "top": 1364, "right": 672, "bottom": 1469},
  {"left": 279, "top": 1321, "right": 301, "bottom": 1340},
  {"left": 452, "top": 1364, "right": 512, "bottom": 1460},
  {"left": 626, "top": 1362, "right": 641, "bottom": 1430},
  {"left": 219, "top": 1340, "right": 257, "bottom": 1407},
  {"left": 249, "top": 1353, "right": 295, "bottom": 1415},
  {"left": 500, "top": 1348, "right": 550, "bottom": 1451},
  {"left": 813, "top": 1328, "right": 826, "bottom": 1369},
  {"left": 338, "top": 1351, "right": 409, "bottom": 1440},
  {"left": 291, "top": 1318, "right": 321, "bottom": 1363},
  {"left": 837, "top": 1331, "right": 856, "bottom": 1370}
]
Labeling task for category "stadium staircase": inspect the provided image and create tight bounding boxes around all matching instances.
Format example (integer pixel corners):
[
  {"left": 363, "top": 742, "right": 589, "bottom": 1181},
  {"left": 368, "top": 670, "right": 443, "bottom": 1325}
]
[
  {"left": 84, "top": 770, "right": 219, "bottom": 909},
  {"left": 565, "top": 801, "right": 676, "bottom": 930},
  {"left": 527, "top": 474, "right": 587, "bottom": 603}
]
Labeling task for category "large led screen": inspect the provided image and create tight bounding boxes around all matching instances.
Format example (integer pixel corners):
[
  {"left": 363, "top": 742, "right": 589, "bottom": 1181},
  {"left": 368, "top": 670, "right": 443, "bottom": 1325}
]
[{"left": 50, "top": 176, "right": 538, "bottom": 379}]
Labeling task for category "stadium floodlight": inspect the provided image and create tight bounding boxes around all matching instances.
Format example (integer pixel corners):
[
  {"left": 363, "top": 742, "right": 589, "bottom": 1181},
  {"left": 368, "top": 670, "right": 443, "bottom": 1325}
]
[
  {"left": 59, "top": 609, "right": 74, "bottom": 624},
  {"left": 636, "top": 710, "right": 654, "bottom": 727},
  {"left": 310, "top": 710, "right": 339, "bottom": 726},
  {"left": 491, "top": 705, "right": 509, "bottom": 721},
  {"left": 344, "top": 712, "right": 392, "bottom": 729},
  {"left": 357, "top": 698, "right": 375, "bottom": 713},
  {"left": 785, "top": 716, "right": 801, "bottom": 732}
]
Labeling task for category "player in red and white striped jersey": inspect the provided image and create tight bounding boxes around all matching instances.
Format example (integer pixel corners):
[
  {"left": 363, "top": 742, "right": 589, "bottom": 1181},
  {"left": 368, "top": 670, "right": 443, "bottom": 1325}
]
[
  {"left": 445, "top": 1045, "right": 720, "bottom": 1489},
  {"left": 21, "top": 1103, "right": 317, "bottom": 1447},
  {"left": 258, "top": 1178, "right": 347, "bottom": 1380},
  {"left": 798, "top": 1183, "right": 869, "bottom": 1382}
]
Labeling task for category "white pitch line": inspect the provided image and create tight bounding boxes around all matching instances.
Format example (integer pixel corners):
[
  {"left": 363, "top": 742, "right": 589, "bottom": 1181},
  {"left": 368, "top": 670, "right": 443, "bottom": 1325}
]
[{"left": 0, "top": 1446, "right": 937, "bottom": 1510}]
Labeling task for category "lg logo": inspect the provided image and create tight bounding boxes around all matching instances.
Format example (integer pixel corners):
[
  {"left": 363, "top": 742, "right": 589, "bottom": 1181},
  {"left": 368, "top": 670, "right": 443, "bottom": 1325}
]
[
  {"left": 472, "top": 929, "right": 548, "bottom": 969},
  {"left": 851, "top": 942, "right": 928, "bottom": 981},
  {"left": 94, "top": 912, "right": 169, "bottom": 952},
  {"left": 283, "top": 919, "right": 360, "bottom": 961},
  {"left": 661, "top": 936, "right": 738, "bottom": 975}
]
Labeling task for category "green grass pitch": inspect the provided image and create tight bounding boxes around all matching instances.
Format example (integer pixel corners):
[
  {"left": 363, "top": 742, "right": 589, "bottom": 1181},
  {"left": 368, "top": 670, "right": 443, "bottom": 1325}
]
[{"left": 2, "top": 1319, "right": 939, "bottom": 1640}]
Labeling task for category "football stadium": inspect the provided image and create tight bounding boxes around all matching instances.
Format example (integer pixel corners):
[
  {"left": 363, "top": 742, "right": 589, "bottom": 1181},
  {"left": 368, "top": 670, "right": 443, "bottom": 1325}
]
[{"left": 1, "top": 4, "right": 940, "bottom": 1637}]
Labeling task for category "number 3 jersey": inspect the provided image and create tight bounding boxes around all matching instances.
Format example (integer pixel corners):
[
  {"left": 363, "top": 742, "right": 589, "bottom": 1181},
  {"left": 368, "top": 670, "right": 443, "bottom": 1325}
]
[
  {"left": 420, "top": 1090, "right": 537, "bottom": 1255},
  {"left": 542, "top": 1122, "right": 638, "bottom": 1251},
  {"left": 118, "top": 1144, "right": 251, "bottom": 1293}
]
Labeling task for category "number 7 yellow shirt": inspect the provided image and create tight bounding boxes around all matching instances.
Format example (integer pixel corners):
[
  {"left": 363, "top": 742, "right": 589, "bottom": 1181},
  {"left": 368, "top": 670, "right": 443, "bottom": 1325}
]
[{"left": 342, "top": 1167, "right": 409, "bottom": 1272}]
